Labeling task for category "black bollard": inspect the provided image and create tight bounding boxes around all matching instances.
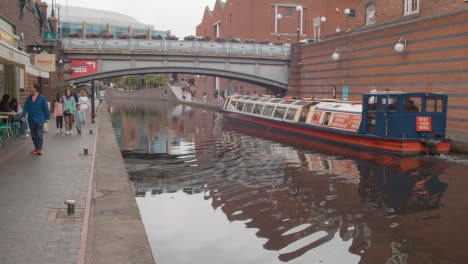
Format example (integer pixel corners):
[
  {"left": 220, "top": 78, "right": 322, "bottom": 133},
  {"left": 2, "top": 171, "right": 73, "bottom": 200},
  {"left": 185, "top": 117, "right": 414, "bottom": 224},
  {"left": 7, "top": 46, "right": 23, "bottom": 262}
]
[{"left": 65, "top": 200, "right": 75, "bottom": 215}]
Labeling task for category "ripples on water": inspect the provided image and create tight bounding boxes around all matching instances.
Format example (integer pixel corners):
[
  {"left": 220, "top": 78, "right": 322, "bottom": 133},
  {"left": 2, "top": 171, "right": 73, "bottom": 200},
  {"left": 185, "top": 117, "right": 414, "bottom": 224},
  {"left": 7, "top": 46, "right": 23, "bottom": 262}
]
[{"left": 110, "top": 100, "right": 467, "bottom": 264}]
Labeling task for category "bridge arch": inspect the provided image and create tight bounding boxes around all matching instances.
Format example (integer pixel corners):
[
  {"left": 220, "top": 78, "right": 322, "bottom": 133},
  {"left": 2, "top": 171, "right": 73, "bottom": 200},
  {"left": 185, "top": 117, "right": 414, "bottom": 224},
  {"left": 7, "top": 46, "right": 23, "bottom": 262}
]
[{"left": 66, "top": 66, "right": 289, "bottom": 90}]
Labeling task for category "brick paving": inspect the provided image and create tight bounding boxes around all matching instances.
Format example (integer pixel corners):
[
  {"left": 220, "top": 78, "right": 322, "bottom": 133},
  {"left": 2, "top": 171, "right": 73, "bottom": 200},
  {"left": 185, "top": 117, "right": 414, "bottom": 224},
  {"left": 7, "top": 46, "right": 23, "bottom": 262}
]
[{"left": 0, "top": 118, "right": 97, "bottom": 264}]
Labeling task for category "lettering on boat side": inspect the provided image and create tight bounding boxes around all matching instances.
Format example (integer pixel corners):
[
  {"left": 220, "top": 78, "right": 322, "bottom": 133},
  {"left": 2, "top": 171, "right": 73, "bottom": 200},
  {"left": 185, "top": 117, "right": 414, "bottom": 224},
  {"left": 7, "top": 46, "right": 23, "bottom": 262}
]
[{"left": 416, "top": 116, "right": 432, "bottom": 132}]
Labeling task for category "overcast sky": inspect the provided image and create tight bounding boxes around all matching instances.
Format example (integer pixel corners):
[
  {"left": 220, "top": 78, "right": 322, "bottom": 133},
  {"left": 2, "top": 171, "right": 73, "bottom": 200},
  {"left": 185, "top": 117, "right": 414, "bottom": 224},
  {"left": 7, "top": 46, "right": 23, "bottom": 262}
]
[{"left": 44, "top": 0, "right": 217, "bottom": 37}]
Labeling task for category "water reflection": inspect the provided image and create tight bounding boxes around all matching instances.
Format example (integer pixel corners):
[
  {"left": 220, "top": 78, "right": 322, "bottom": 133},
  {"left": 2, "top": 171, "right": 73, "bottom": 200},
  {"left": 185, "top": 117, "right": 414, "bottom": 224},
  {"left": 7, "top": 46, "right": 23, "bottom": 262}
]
[{"left": 110, "top": 99, "right": 455, "bottom": 264}]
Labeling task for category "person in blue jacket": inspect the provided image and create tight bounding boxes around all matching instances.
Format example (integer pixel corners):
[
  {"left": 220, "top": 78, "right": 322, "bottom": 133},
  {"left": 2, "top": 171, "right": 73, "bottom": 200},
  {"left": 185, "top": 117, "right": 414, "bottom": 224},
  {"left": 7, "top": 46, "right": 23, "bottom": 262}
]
[{"left": 21, "top": 83, "right": 50, "bottom": 155}]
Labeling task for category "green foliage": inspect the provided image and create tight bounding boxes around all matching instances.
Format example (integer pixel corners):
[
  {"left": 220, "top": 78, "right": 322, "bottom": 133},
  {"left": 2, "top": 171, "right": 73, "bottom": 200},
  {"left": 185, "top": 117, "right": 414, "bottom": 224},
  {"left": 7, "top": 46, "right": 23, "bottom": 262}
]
[
  {"left": 122, "top": 75, "right": 142, "bottom": 90},
  {"left": 144, "top": 74, "right": 168, "bottom": 88}
]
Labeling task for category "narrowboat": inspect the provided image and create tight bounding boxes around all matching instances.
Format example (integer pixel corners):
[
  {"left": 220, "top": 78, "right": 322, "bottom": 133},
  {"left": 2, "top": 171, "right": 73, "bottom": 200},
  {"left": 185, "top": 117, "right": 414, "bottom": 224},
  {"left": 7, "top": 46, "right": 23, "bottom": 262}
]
[{"left": 221, "top": 92, "right": 451, "bottom": 155}]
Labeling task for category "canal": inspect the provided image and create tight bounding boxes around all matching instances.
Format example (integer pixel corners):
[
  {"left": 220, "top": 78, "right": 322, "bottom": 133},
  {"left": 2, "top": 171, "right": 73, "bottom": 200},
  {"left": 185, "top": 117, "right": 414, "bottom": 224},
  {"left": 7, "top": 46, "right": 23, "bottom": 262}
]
[{"left": 109, "top": 99, "right": 468, "bottom": 264}]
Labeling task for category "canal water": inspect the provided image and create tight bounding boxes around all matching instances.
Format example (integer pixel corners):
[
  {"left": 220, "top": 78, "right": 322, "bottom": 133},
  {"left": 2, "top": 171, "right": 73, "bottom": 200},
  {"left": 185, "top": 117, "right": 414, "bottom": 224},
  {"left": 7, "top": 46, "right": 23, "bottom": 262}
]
[{"left": 109, "top": 99, "right": 468, "bottom": 264}]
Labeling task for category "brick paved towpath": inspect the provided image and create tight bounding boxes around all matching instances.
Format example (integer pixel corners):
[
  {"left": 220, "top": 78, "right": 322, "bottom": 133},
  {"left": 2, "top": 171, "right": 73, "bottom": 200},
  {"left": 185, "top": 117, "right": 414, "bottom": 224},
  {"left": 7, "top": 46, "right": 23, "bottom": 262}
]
[
  {"left": 0, "top": 118, "right": 97, "bottom": 264},
  {"left": 0, "top": 107, "right": 154, "bottom": 264}
]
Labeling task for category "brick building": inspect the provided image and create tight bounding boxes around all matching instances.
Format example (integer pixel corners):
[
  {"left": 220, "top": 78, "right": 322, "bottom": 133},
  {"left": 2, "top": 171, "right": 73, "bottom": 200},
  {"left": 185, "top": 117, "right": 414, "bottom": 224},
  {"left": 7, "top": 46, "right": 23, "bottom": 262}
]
[
  {"left": 288, "top": 0, "right": 468, "bottom": 130},
  {"left": 196, "top": 0, "right": 468, "bottom": 130},
  {"left": 0, "top": 0, "right": 58, "bottom": 105}
]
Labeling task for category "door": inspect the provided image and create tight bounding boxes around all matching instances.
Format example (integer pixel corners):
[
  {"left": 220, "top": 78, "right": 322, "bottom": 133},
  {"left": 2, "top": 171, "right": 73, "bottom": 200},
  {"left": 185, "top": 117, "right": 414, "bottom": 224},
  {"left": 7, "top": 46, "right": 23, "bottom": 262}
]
[{"left": 374, "top": 96, "right": 388, "bottom": 136}]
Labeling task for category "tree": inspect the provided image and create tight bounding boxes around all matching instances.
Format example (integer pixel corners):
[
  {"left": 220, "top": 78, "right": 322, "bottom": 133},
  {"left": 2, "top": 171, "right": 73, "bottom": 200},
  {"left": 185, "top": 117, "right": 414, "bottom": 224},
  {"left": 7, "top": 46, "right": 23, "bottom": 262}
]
[
  {"left": 144, "top": 74, "right": 168, "bottom": 88},
  {"left": 122, "top": 75, "right": 141, "bottom": 90}
]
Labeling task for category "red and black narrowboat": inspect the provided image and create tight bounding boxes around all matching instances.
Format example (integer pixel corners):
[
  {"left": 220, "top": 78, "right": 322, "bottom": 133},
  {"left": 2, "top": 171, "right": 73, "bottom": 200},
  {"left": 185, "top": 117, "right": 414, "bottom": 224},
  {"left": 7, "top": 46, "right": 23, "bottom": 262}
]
[{"left": 221, "top": 92, "right": 451, "bottom": 155}]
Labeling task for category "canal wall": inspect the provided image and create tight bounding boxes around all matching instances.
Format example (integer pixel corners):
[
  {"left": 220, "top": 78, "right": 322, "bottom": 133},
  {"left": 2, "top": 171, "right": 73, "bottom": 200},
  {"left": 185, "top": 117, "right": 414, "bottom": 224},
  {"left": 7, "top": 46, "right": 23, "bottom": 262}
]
[{"left": 86, "top": 106, "right": 155, "bottom": 263}]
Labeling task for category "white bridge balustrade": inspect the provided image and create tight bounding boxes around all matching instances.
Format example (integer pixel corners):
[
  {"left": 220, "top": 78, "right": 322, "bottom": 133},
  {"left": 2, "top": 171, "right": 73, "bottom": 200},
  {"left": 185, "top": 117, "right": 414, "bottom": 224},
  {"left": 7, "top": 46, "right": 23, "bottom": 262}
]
[{"left": 62, "top": 38, "right": 291, "bottom": 56}]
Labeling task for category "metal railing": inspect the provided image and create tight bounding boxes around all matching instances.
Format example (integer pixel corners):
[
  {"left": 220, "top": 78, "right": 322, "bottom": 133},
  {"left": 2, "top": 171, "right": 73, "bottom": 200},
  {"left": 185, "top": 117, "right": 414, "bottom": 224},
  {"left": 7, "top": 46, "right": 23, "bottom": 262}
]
[{"left": 62, "top": 38, "right": 291, "bottom": 56}]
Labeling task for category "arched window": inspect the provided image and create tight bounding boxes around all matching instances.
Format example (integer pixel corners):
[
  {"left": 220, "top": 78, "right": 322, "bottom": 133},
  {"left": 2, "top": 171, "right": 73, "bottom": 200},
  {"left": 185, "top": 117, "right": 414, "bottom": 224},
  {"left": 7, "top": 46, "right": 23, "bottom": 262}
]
[{"left": 366, "top": 4, "right": 376, "bottom": 25}]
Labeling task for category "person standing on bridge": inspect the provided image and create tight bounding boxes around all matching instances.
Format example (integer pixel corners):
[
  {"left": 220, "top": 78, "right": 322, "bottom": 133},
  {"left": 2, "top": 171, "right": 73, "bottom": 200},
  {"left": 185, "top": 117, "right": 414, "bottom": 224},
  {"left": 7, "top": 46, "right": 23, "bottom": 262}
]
[
  {"left": 63, "top": 88, "right": 77, "bottom": 135},
  {"left": 20, "top": 83, "right": 50, "bottom": 155}
]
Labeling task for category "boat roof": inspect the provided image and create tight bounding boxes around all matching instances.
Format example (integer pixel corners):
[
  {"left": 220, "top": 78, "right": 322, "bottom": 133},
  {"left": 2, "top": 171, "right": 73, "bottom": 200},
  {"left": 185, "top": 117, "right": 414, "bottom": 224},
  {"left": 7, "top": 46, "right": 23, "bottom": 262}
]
[
  {"left": 229, "top": 95, "right": 311, "bottom": 106},
  {"left": 315, "top": 102, "right": 363, "bottom": 113},
  {"left": 363, "top": 91, "right": 446, "bottom": 96}
]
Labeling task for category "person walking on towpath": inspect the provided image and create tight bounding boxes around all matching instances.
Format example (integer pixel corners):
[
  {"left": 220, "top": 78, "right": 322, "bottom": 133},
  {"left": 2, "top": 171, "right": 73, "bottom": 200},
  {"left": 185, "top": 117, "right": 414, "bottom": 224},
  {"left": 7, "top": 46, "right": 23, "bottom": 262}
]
[
  {"left": 54, "top": 96, "right": 64, "bottom": 134},
  {"left": 75, "top": 104, "right": 85, "bottom": 135},
  {"left": 63, "top": 88, "right": 77, "bottom": 135},
  {"left": 20, "top": 83, "right": 50, "bottom": 155},
  {"left": 78, "top": 90, "right": 89, "bottom": 120}
]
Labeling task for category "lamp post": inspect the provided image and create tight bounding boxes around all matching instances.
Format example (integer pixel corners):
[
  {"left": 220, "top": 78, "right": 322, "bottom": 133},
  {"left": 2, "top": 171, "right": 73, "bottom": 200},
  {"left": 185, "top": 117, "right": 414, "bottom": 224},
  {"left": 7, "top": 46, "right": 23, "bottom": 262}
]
[
  {"left": 296, "top": 5, "right": 303, "bottom": 42},
  {"left": 320, "top": 16, "right": 326, "bottom": 38},
  {"left": 276, "top": 14, "right": 282, "bottom": 41},
  {"left": 344, "top": 8, "right": 350, "bottom": 31}
]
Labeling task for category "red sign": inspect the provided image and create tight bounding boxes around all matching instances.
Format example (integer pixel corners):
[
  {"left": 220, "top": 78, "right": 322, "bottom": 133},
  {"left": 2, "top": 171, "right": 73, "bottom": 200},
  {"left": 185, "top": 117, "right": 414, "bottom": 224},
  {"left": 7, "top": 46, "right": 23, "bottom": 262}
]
[
  {"left": 68, "top": 60, "right": 98, "bottom": 78},
  {"left": 330, "top": 113, "right": 362, "bottom": 131},
  {"left": 416, "top": 116, "right": 432, "bottom": 132}
]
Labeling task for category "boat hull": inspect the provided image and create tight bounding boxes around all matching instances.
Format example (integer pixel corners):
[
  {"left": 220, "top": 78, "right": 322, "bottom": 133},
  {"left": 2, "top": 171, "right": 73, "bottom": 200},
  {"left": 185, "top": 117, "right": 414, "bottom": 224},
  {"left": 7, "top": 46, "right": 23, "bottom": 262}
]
[{"left": 222, "top": 111, "right": 451, "bottom": 155}]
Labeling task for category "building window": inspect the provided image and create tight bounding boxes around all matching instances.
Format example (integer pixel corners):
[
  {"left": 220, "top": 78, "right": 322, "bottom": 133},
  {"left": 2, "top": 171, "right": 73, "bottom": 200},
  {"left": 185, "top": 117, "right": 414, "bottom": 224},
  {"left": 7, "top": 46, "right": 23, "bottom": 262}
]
[
  {"left": 366, "top": 4, "right": 376, "bottom": 25},
  {"left": 349, "top": 9, "right": 356, "bottom": 18},
  {"left": 285, "top": 8, "right": 292, "bottom": 17},
  {"left": 404, "top": 0, "right": 419, "bottom": 15},
  {"left": 230, "top": 13, "right": 232, "bottom": 23}
]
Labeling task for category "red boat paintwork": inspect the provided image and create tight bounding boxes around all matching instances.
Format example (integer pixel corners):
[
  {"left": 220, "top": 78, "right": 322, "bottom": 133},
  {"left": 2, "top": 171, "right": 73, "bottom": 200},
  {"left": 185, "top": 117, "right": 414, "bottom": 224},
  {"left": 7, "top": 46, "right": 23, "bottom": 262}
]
[{"left": 223, "top": 111, "right": 450, "bottom": 155}]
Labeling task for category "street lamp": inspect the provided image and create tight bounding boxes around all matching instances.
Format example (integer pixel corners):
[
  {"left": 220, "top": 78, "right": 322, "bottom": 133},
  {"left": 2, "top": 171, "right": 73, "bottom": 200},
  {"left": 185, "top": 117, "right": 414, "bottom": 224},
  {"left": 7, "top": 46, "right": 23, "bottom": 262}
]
[
  {"left": 344, "top": 8, "right": 350, "bottom": 31},
  {"left": 320, "top": 16, "right": 326, "bottom": 38},
  {"left": 296, "top": 5, "right": 303, "bottom": 42},
  {"left": 276, "top": 14, "right": 282, "bottom": 41}
]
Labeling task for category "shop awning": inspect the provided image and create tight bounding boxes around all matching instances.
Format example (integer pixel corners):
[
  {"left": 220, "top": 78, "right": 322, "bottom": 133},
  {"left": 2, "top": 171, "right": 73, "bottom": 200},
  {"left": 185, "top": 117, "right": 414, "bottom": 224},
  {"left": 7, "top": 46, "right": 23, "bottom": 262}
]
[
  {"left": 25, "top": 63, "right": 50, "bottom": 78},
  {"left": 0, "top": 40, "right": 30, "bottom": 67}
]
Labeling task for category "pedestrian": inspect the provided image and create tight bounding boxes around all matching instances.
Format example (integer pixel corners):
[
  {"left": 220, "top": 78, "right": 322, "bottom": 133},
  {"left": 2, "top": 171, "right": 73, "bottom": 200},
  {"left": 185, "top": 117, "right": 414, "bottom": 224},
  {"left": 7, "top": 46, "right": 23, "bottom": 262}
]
[
  {"left": 9, "top": 98, "right": 28, "bottom": 137},
  {"left": 63, "top": 88, "right": 77, "bottom": 135},
  {"left": 78, "top": 90, "right": 89, "bottom": 120},
  {"left": 54, "top": 96, "right": 64, "bottom": 134},
  {"left": 75, "top": 104, "right": 85, "bottom": 135},
  {"left": 20, "top": 83, "right": 50, "bottom": 155},
  {"left": 214, "top": 89, "right": 219, "bottom": 103}
]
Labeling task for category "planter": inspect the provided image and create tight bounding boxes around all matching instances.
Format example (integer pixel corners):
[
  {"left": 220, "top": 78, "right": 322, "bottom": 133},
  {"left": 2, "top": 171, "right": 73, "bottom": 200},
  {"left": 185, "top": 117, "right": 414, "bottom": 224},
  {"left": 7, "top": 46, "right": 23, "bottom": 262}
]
[
  {"left": 152, "top": 35, "right": 163, "bottom": 40},
  {"left": 68, "top": 32, "right": 80, "bottom": 38},
  {"left": 102, "top": 33, "right": 114, "bottom": 39},
  {"left": 86, "top": 32, "right": 99, "bottom": 38}
]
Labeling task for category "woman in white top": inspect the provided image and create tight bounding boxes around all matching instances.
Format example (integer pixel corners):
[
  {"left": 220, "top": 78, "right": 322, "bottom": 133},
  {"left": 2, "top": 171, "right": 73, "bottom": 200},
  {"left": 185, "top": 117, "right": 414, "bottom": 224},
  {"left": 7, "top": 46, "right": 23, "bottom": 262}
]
[{"left": 78, "top": 90, "right": 89, "bottom": 121}]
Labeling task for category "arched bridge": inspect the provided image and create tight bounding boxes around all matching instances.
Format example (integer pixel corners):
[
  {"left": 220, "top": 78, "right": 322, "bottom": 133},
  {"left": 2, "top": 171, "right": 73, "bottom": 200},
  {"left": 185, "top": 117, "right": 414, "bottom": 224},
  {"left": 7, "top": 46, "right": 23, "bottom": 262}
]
[{"left": 62, "top": 38, "right": 291, "bottom": 90}]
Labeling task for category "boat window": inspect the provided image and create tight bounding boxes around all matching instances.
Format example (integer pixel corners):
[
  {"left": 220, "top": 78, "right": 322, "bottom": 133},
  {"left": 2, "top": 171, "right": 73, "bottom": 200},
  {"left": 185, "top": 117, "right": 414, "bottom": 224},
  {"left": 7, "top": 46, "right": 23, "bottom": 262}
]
[
  {"left": 299, "top": 107, "right": 310, "bottom": 123},
  {"left": 426, "top": 98, "right": 443, "bottom": 112},
  {"left": 281, "top": 100, "right": 296, "bottom": 105},
  {"left": 236, "top": 102, "right": 245, "bottom": 112},
  {"left": 262, "top": 105, "right": 274, "bottom": 117},
  {"left": 323, "top": 112, "right": 332, "bottom": 126},
  {"left": 259, "top": 98, "right": 274, "bottom": 102},
  {"left": 227, "top": 100, "right": 237, "bottom": 110},
  {"left": 285, "top": 108, "right": 297, "bottom": 120},
  {"left": 250, "top": 97, "right": 262, "bottom": 101},
  {"left": 273, "top": 107, "right": 287, "bottom": 119},
  {"left": 270, "top": 99, "right": 284, "bottom": 103},
  {"left": 404, "top": 97, "right": 421, "bottom": 112},
  {"left": 293, "top": 101, "right": 311, "bottom": 106},
  {"left": 252, "top": 104, "right": 263, "bottom": 115},
  {"left": 232, "top": 95, "right": 242, "bottom": 99},
  {"left": 378, "top": 96, "right": 397, "bottom": 111},
  {"left": 244, "top": 103, "right": 254, "bottom": 113}
]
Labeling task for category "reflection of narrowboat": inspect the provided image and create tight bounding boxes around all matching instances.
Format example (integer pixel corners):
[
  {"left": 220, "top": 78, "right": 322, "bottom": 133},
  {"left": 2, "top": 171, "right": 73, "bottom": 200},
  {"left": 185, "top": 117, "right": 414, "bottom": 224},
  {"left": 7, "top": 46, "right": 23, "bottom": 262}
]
[{"left": 221, "top": 92, "right": 451, "bottom": 155}]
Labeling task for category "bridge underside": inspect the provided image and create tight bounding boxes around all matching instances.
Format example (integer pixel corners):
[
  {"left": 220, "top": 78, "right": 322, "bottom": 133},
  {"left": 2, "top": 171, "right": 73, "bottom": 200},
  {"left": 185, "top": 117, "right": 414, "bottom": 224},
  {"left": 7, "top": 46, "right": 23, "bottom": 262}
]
[{"left": 66, "top": 67, "right": 289, "bottom": 90}]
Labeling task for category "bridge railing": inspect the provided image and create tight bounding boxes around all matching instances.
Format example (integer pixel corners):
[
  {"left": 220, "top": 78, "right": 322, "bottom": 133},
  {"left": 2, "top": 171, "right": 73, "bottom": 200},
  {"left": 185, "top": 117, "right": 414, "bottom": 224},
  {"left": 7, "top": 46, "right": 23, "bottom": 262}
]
[{"left": 62, "top": 38, "right": 291, "bottom": 57}]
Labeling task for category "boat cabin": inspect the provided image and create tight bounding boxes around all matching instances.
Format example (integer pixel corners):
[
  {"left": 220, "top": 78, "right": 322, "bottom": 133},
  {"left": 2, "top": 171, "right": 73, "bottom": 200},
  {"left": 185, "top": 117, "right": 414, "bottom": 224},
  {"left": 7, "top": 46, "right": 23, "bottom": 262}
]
[{"left": 359, "top": 92, "right": 448, "bottom": 139}]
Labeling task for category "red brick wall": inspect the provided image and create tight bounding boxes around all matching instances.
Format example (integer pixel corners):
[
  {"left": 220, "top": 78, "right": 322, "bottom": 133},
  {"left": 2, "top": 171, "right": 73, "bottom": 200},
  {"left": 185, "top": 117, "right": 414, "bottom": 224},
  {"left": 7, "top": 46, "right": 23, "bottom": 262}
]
[
  {"left": 196, "top": 0, "right": 363, "bottom": 43},
  {"left": 287, "top": 9, "right": 468, "bottom": 130}
]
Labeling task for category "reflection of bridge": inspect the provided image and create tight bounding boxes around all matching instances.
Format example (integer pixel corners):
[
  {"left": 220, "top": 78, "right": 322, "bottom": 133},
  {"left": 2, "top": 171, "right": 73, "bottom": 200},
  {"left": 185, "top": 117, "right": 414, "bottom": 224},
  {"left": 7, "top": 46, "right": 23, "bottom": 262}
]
[{"left": 62, "top": 38, "right": 291, "bottom": 90}]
